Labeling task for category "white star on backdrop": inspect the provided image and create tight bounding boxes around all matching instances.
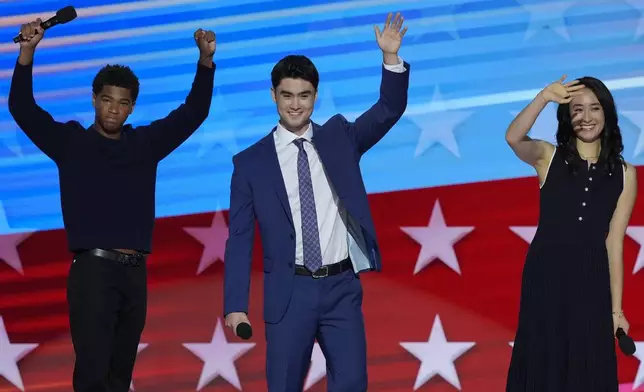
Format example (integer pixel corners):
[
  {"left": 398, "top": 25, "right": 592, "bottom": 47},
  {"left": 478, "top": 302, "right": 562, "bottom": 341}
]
[
  {"left": 619, "top": 111, "right": 644, "bottom": 158},
  {"left": 0, "top": 316, "right": 38, "bottom": 391},
  {"left": 632, "top": 342, "right": 644, "bottom": 389},
  {"left": 196, "top": 90, "right": 243, "bottom": 158},
  {"left": 183, "top": 318, "right": 255, "bottom": 391},
  {"left": 400, "top": 315, "right": 475, "bottom": 390},
  {"left": 624, "top": 0, "right": 644, "bottom": 39},
  {"left": 0, "top": 201, "right": 35, "bottom": 275},
  {"left": 400, "top": 200, "right": 474, "bottom": 275},
  {"left": 406, "top": 86, "right": 473, "bottom": 158},
  {"left": 129, "top": 343, "right": 148, "bottom": 391},
  {"left": 509, "top": 226, "right": 537, "bottom": 244},
  {"left": 510, "top": 103, "right": 558, "bottom": 145},
  {"left": 304, "top": 342, "right": 326, "bottom": 390},
  {"left": 0, "top": 123, "right": 23, "bottom": 157},
  {"left": 183, "top": 209, "right": 229, "bottom": 275},
  {"left": 626, "top": 226, "right": 644, "bottom": 275},
  {"left": 517, "top": 0, "right": 575, "bottom": 41}
]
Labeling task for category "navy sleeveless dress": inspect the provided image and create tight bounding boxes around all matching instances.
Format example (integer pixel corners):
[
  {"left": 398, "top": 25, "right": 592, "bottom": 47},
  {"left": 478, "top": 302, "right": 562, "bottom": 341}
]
[{"left": 506, "top": 147, "right": 624, "bottom": 391}]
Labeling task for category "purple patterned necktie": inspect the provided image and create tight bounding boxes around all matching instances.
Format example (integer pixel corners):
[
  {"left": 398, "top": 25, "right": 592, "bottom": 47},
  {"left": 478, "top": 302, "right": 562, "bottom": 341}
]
[{"left": 293, "top": 138, "right": 323, "bottom": 272}]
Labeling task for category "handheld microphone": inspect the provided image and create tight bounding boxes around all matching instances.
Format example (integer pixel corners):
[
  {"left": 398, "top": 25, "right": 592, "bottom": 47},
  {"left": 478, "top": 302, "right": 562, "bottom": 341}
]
[
  {"left": 13, "top": 6, "right": 77, "bottom": 43},
  {"left": 236, "top": 322, "right": 253, "bottom": 340},
  {"left": 616, "top": 327, "right": 636, "bottom": 356}
]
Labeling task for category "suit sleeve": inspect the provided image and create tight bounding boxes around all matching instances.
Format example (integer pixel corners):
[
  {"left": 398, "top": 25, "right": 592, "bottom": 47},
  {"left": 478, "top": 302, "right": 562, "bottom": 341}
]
[
  {"left": 137, "top": 62, "right": 215, "bottom": 161},
  {"left": 223, "top": 155, "right": 256, "bottom": 316},
  {"left": 344, "top": 59, "right": 410, "bottom": 156},
  {"left": 8, "top": 60, "right": 77, "bottom": 163}
]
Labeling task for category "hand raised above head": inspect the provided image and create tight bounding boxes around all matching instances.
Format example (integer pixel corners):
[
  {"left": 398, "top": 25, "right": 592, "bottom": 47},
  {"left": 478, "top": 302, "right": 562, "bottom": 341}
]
[
  {"left": 18, "top": 18, "right": 44, "bottom": 50},
  {"left": 539, "top": 75, "right": 586, "bottom": 104},
  {"left": 194, "top": 28, "right": 216, "bottom": 59},
  {"left": 374, "top": 12, "right": 408, "bottom": 55}
]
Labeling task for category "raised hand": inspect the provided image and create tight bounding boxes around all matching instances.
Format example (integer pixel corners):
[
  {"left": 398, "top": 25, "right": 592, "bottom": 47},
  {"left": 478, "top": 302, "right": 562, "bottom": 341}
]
[
  {"left": 374, "top": 12, "right": 408, "bottom": 54},
  {"left": 18, "top": 19, "right": 44, "bottom": 50},
  {"left": 539, "top": 75, "right": 585, "bottom": 104},
  {"left": 194, "top": 29, "right": 216, "bottom": 59}
]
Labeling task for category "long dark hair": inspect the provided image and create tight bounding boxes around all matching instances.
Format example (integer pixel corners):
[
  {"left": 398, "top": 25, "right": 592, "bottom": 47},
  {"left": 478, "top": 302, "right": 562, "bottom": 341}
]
[{"left": 555, "top": 76, "right": 624, "bottom": 174}]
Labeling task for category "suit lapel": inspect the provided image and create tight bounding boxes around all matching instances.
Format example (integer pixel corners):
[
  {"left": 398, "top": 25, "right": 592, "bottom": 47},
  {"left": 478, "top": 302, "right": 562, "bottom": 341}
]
[
  {"left": 260, "top": 128, "right": 294, "bottom": 228},
  {"left": 311, "top": 122, "right": 345, "bottom": 198}
]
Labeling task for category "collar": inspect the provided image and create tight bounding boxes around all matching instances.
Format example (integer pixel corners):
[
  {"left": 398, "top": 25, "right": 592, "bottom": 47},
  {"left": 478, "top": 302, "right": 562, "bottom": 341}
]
[
  {"left": 274, "top": 121, "right": 313, "bottom": 147},
  {"left": 88, "top": 124, "right": 132, "bottom": 141}
]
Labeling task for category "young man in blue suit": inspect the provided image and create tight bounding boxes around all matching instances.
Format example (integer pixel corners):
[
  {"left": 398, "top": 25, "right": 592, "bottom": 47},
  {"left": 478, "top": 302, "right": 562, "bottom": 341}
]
[{"left": 223, "top": 12, "right": 410, "bottom": 391}]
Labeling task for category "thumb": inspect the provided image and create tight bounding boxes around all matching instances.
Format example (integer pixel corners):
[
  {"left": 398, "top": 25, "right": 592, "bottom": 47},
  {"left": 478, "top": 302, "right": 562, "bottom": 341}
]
[
  {"left": 558, "top": 74, "right": 567, "bottom": 84},
  {"left": 373, "top": 25, "right": 381, "bottom": 40}
]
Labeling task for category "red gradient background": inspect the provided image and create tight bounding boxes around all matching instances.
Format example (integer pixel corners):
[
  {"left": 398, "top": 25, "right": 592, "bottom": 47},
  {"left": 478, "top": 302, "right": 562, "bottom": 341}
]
[{"left": 1, "top": 174, "right": 643, "bottom": 391}]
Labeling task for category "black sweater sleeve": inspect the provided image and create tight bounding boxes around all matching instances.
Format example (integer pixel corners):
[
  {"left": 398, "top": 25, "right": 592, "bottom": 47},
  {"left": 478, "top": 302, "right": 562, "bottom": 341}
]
[
  {"left": 135, "top": 62, "right": 216, "bottom": 161},
  {"left": 8, "top": 60, "right": 78, "bottom": 163}
]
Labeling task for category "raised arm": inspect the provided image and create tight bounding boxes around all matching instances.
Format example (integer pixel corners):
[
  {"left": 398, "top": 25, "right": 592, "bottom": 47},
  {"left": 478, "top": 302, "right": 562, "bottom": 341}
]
[
  {"left": 8, "top": 19, "right": 77, "bottom": 163},
  {"left": 136, "top": 29, "right": 216, "bottom": 161},
  {"left": 223, "top": 155, "right": 255, "bottom": 335},
  {"left": 505, "top": 76, "right": 585, "bottom": 175},
  {"left": 606, "top": 162, "right": 637, "bottom": 335},
  {"left": 346, "top": 13, "right": 410, "bottom": 156}
]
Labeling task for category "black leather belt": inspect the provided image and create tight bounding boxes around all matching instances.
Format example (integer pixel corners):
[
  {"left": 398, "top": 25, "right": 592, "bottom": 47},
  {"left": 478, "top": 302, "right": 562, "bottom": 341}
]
[
  {"left": 295, "top": 257, "right": 352, "bottom": 279},
  {"left": 83, "top": 248, "right": 146, "bottom": 267}
]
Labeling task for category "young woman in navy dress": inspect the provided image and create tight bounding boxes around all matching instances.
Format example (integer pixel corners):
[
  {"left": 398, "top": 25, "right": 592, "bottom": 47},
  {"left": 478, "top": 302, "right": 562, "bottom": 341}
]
[{"left": 504, "top": 75, "right": 637, "bottom": 391}]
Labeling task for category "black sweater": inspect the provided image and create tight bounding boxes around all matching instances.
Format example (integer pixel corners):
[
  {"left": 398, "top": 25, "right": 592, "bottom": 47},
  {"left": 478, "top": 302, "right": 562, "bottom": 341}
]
[{"left": 8, "top": 60, "right": 215, "bottom": 253}]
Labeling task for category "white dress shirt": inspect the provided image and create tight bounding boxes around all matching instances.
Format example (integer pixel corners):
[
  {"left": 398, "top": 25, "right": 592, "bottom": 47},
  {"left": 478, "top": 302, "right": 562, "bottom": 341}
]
[{"left": 273, "top": 58, "right": 407, "bottom": 268}]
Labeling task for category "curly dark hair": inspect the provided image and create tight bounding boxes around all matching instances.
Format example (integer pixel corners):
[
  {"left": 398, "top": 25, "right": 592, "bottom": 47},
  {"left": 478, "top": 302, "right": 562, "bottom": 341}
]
[
  {"left": 555, "top": 76, "right": 625, "bottom": 174},
  {"left": 92, "top": 64, "right": 140, "bottom": 102}
]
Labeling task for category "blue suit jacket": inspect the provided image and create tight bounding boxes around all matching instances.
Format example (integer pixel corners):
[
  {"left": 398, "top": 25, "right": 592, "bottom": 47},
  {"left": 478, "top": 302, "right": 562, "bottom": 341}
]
[{"left": 224, "top": 62, "right": 410, "bottom": 324}]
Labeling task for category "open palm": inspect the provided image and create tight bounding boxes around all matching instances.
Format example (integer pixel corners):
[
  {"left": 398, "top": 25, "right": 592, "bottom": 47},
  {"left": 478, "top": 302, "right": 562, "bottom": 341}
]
[{"left": 374, "top": 13, "right": 408, "bottom": 54}]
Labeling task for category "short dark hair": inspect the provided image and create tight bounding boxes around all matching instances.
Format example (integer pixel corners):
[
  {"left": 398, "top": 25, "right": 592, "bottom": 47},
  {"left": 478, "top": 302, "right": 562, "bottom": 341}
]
[
  {"left": 271, "top": 55, "right": 319, "bottom": 90},
  {"left": 92, "top": 64, "right": 140, "bottom": 102}
]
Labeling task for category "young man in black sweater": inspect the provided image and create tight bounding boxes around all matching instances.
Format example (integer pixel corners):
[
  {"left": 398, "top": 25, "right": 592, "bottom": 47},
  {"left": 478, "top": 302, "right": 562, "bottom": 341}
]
[{"left": 9, "top": 19, "right": 216, "bottom": 392}]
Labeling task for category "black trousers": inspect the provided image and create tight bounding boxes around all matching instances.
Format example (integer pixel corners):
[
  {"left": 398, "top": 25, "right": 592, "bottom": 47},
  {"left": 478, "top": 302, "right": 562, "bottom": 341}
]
[{"left": 66, "top": 251, "right": 147, "bottom": 392}]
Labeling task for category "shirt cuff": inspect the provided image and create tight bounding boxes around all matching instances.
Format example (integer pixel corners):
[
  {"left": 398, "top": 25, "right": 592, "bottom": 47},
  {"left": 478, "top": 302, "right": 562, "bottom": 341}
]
[{"left": 383, "top": 56, "right": 406, "bottom": 73}]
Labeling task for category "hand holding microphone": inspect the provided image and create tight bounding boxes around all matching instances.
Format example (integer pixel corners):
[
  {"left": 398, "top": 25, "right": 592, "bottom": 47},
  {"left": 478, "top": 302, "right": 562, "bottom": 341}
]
[
  {"left": 616, "top": 327, "right": 636, "bottom": 356},
  {"left": 225, "top": 312, "right": 253, "bottom": 340},
  {"left": 16, "top": 19, "right": 45, "bottom": 50},
  {"left": 13, "top": 6, "right": 77, "bottom": 45}
]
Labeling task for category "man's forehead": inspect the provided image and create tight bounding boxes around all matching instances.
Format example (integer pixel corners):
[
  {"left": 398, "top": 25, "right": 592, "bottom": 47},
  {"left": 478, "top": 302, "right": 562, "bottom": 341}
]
[
  {"left": 277, "top": 78, "right": 315, "bottom": 93},
  {"left": 100, "top": 85, "right": 132, "bottom": 99}
]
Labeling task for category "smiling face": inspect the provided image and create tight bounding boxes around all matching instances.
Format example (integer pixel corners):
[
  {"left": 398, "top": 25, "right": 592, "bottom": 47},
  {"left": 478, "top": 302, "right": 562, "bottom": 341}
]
[
  {"left": 569, "top": 87, "right": 605, "bottom": 143},
  {"left": 271, "top": 77, "right": 317, "bottom": 135}
]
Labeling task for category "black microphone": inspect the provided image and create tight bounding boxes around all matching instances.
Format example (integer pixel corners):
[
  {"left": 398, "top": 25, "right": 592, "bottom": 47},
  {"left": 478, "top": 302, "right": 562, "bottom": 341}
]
[
  {"left": 616, "top": 327, "right": 636, "bottom": 356},
  {"left": 236, "top": 322, "right": 253, "bottom": 340},
  {"left": 13, "top": 6, "right": 77, "bottom": 43}
]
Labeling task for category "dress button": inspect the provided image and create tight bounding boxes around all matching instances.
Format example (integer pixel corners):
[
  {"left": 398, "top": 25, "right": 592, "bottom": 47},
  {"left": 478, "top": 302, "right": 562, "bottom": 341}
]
[
  {"left": 589, "top": 177, "right": 593, "bottom": 181},
  {"left": 585, "top": 187, "right": 588, "bottom": 191},
  {"left": 579, "top": 217, "right": 583, "bottom": 221},
  {"left": 582, "top": 202, "right": 586, "bottom": 207}
]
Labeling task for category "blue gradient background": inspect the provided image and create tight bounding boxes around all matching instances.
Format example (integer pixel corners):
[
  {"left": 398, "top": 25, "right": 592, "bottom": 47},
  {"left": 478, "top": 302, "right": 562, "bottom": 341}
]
[{"left": 2, "top": 0, "right": 644, "bottom": 232}]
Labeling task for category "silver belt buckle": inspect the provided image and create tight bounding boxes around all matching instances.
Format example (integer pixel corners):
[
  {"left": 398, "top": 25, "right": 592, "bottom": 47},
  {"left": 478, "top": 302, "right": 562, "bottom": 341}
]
[{"left": 311, "top": 266, "right": 329, "bottom": 279}]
